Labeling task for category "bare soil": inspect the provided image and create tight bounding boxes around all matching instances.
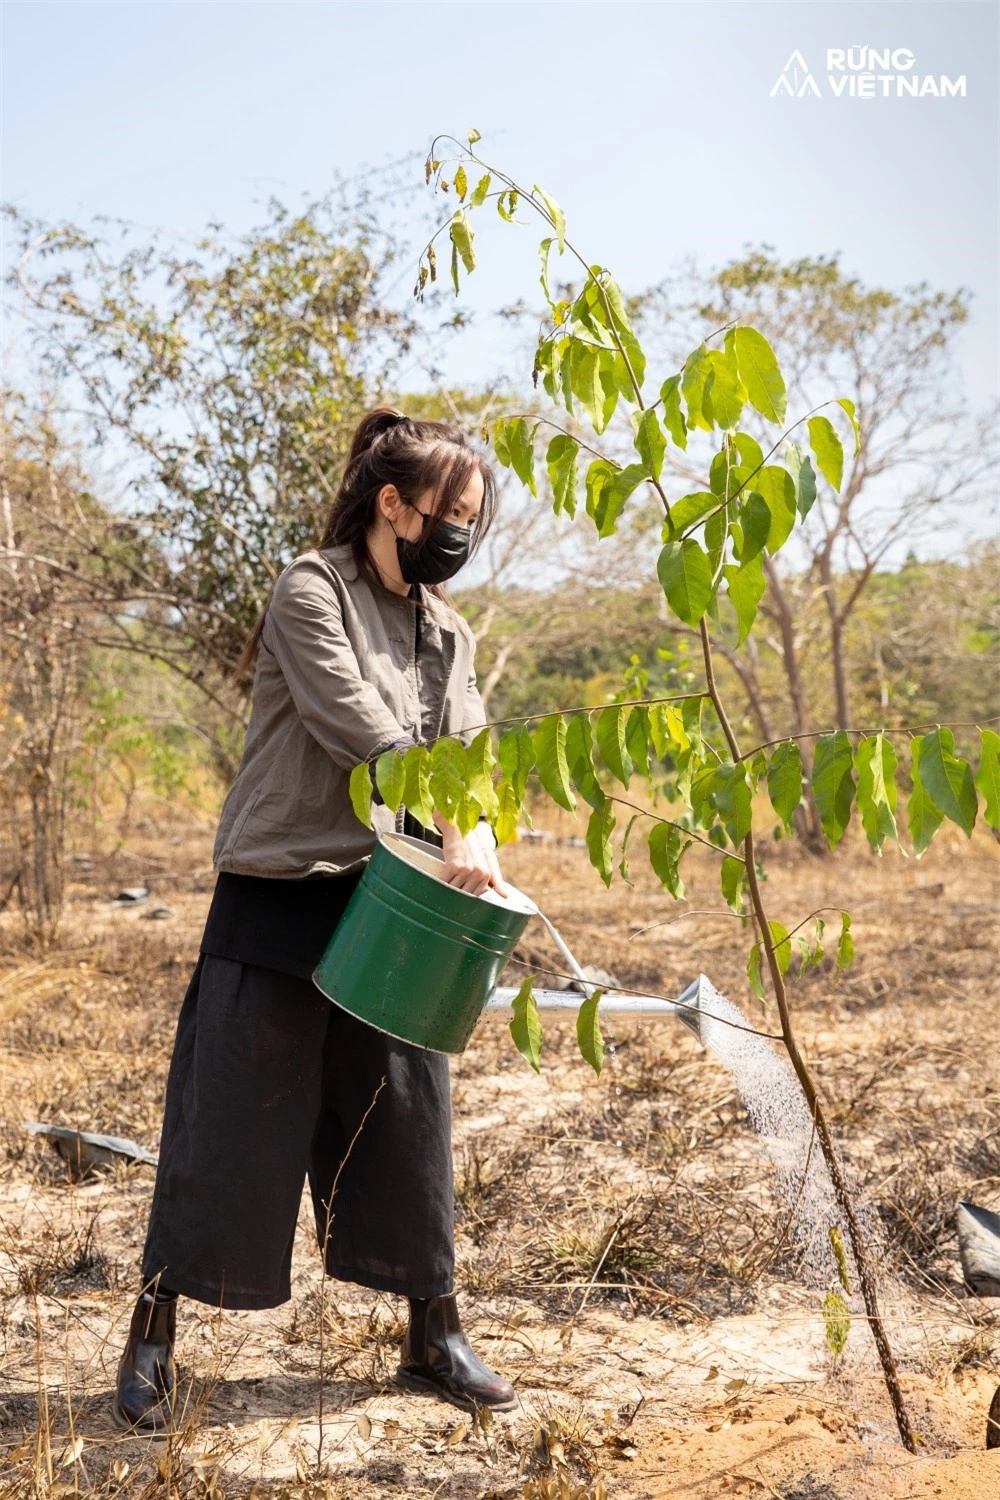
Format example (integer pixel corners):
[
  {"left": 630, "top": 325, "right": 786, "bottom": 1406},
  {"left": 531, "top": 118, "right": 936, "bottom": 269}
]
[{"left": 1, "top": 807, "right": 998, "bottom": 1498}]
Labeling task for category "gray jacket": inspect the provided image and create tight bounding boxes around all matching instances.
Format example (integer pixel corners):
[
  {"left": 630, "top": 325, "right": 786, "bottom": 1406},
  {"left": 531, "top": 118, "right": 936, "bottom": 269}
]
[{"left": 213, "top": 544, "right": 487, "bottom": 878}]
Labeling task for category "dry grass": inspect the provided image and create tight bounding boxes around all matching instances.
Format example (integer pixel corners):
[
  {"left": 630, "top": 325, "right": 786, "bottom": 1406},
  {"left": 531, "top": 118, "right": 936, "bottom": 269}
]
[{"left": 1, "top": 807, "right": 999, "bottom": 1497}]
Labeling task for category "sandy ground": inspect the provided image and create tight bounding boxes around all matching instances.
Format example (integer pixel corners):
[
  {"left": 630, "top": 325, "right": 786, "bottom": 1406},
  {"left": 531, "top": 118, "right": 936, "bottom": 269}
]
[{"left": 1, "top": 807, "right": 998, "bottom": 1498}]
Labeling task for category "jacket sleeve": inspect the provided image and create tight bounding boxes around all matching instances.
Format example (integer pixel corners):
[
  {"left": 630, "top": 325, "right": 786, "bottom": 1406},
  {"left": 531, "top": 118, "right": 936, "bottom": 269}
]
[{"left": 262, "top": 558, "right": 409, "bottom": 771}]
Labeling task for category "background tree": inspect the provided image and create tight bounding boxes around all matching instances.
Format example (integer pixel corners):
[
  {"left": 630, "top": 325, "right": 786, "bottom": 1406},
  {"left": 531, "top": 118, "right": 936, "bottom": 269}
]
[
  {"left": 4, "top": 181, "right": 426, "bottom": 713},
  {"left": 640, "top": 250, "right": 995, "bottom": 831}
]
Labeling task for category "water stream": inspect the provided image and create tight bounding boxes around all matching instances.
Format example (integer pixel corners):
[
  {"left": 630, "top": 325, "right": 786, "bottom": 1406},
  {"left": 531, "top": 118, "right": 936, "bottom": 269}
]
[{"left": 535, "top": 909, "right": 868, "bottom": 1285}]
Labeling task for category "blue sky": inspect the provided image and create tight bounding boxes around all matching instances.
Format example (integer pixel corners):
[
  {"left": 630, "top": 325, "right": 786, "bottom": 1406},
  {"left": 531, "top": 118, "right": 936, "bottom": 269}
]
[{"left": 3, "top": 1, "right": 997, "bottom": 407}]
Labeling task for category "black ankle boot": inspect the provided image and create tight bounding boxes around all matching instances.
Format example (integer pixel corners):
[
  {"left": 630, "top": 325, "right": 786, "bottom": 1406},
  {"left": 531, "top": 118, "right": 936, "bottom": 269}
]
[
  {"left": 988, "top": 1382, "right": 1000, "bottom": 1449},
  {"left": 113, "top": 1291, "right": 177, "bottom": 1432},
  {"left": 396, "top": 1293, "right": 516, "bottom": 1412}
]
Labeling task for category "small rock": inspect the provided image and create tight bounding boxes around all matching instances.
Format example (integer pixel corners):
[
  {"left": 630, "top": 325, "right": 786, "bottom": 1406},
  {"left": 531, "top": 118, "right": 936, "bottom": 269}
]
[
  {"left": 110, "top": 886, "right": 148, "bottom": 906},
  {"left": 142, "top": 905, "right": 174, "bottom": 921},
  {"left": 957, "top": 1200, "right": 1000, "bottom": 1296}
]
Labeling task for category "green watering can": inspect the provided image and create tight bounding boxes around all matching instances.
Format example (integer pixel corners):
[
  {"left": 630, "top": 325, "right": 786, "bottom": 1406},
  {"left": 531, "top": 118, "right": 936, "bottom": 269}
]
[{"left": 312, "top": 832, "right": 538, "bottom": 1054}]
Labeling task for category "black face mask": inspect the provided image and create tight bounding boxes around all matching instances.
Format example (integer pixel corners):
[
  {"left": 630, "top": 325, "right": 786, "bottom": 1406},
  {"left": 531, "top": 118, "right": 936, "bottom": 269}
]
[{"left": 392, "top": 510, "right": 474, "bottom": 586}]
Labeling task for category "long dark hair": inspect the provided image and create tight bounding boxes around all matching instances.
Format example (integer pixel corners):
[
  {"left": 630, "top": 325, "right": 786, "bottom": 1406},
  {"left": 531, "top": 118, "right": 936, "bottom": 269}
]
[{"left": 234, "top": 406, "right": 499, "bottom": 682}]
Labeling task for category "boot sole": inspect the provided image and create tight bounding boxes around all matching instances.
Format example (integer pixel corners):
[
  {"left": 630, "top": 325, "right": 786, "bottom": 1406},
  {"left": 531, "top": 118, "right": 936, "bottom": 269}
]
[
  {"left": 111, "top": 1396, "right": 177, "bottom": 1435},
  {"left": 394, "top": 1365, "right": 517, "bottom": 1413}
]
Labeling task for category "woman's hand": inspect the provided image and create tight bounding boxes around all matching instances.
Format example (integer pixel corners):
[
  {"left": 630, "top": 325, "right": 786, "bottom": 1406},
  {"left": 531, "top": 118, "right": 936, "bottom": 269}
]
[{"left": 433, "top": 815, "right": 509, "bottom": 898}]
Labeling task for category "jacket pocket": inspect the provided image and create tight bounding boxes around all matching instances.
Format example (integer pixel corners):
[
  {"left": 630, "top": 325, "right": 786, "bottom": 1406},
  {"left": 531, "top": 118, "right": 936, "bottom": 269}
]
[{"left": 221, "top": 784, "right": 265, "bottom": 860}]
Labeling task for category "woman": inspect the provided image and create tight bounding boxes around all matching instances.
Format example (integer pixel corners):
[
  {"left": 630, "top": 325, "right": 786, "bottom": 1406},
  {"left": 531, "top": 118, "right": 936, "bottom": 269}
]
[{"left": 114, "top": 408, "right": 516, "bottom": 1432}]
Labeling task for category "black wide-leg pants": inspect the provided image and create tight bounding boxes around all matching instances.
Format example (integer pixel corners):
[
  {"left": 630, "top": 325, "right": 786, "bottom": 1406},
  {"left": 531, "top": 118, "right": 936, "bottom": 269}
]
[{"left": 141, "top": 951, "right": 455, "bottom": 1310}]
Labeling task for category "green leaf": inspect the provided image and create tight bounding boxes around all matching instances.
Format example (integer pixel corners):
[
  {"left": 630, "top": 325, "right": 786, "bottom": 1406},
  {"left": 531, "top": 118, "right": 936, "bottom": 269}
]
[
  {"left": 494, "top": 779, "right": 521, "bottom": 846},
  {"left": 402, "top": 745, "right": 434, "bottom": 827},
  {"left": 648, "top": 821, "right": 687, "bottom": 899},
  {"left": 375, "top": 748, "right": 406, "bottom": 813},
  {"left": 349, "top": 760, "right": 373, "bottom": 828},
  {"left": 680, "top": 343, "right": 714, "bottom": 431},
  {"left": 596, "top": 462, "right": 646, "bottom": 538},
  {"left": 703, "top": 508, "right": 725, "bottom": 576},
  {"left": 499, "top": 726, "right": 535, "bottom": 801},
  {"left": 546, "top": 433, "right": 578, "bottom": 517},
  {"left": 732, "top": 327, "right": 787, "bottom": 425},
  {"left": 534, "top": 184, "right": 566, "bottom": 251},
  {"left": 657, "top": 538, "right": 714, "bottom": 627},
  {"left": 714, "top": 762, "right": 752, "bottom": 845},
  {"left": 586, "top": 795, "right": 616, "bottom": 887},
  {"left": 975, "top": 728, "right": 1000, "bottom": 831},
  {"left": 636, "top": 408, "right": 667, "bottom": 482},
  {"left": 737, "top": 492, "right": 771, "bottom": 562},
  {"left": 784, "top": 441, "right": 818, "bottom": 519},
  {"left": 495, "top": 416, "right": 537, "bottom": 496},
  {"left": 663, "top": 490, "right": 718, "bottom": 540},
  {"left": 584, "top": 457, "right": 618, "bottom": 522},
  {"left": 915, "top": 727, "right": 977, "bottom": 836},
  {"left": 682, "top": 696, "right": 704, "bottom": 755},
  {"left": 807, "top": 415, "right": 844, "bottom": 493},
  {"left": 597, "top": 348, "right": 621, "bottom": 431},
  {"left": 509, "top": 976, "right": 543, "bottom": 1073},
  {"left": 566, "top": 713, "right": 605, "bottom": 811},
  {"left": 836, "top": 912, "right": 855, "bottom": 969},
  {"left": 533, "top": 715, "right": 576, "bottom": 812},
  {"left": 721, "top": 855, "right": 746, "bottom": 913},
  {"left": 659, "top": 373, "right": 687, "bottom": 449},
  {"left": 853, "top": 733, "right": 899, "bottom": 852},
  {"left": 908, "top": 734, "right": 945, "bottom": 856},
  {"left": 601, "top": 274, "right": 646, "bottom": 392},
  {"left": 747, "top": 943, "right": 765, "bottom": 1000},
  {"left": 703, "top": 347, "right": 747, "bottom": 431},
  {"left": 430, "top": 736, "right": 471, "bottom": 828},
  {"left": 756, "top": 467, "right": 797, "bottom": 554},
  {"left": 625, "top": 705, "right": 650, "bottom": 781},
  {"left": 491, "top": 417, "right": 511, "bottom": 468},
  {"left": 767, "top": 741, "right": 803, "bottom": 830},
  {"left": 466, "top": 726, "right": 499, "bottom": 821},
  {"left": 837, "top": 396, "right": 861, "bottom": 457},
  {"left": 449, "top": 211, "right": 476, "bottom": 274},
  {"left": 768, "top": 920, "right": 792, "bottom": 976},
  {"left": 470, "top": 172, "right": 491, "bottom": 208},
  {"left": 733, "top": 430, "right": 764, "bottom": 471},
  {"left": 709, "top": 451, "right": 750, "bottom": 500},
  {"left": 619, "top": 813, "right": 640, "bottom": 883},
  {"left": 576, "top": 988, "right": 606, "bottom": 1076},
  {"left": 724, "top": 554, "right": 765, "bottom": 644},
  {"left": 596, "top": 704, "right": 632, "bottom": 788},
  {"left": 812, "top": 731, "right": 855, "bottom": 848}
]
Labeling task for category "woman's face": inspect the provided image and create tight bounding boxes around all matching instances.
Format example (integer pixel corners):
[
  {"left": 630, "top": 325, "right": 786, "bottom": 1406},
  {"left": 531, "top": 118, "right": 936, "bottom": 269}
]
[{"left": 380, "top": 466, "right": 485, "bottom": 541}]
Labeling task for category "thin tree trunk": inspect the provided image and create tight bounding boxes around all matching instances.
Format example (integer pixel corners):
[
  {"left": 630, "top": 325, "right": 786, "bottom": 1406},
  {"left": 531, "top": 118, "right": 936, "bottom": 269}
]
[{"left": 698, "top": 618, "right": 917, "bottom": 1454}]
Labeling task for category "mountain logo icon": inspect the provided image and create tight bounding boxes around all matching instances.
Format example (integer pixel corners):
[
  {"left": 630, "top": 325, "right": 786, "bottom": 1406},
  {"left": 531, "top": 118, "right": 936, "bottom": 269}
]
[{"left": 770, "top": 50, "right": 822, "bottom": 98}]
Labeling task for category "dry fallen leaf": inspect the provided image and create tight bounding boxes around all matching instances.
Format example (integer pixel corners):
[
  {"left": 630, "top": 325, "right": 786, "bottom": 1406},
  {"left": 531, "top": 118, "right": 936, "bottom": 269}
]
[
  {"left": 355, "top": 1413, "right": 372, "bottom": 1440},
  {"left": 445, "top": 1420, "right": 469, "bottom": 1446},
  {"left": 58, "top": 1437, "right": 84, "bottom": 1467}
]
